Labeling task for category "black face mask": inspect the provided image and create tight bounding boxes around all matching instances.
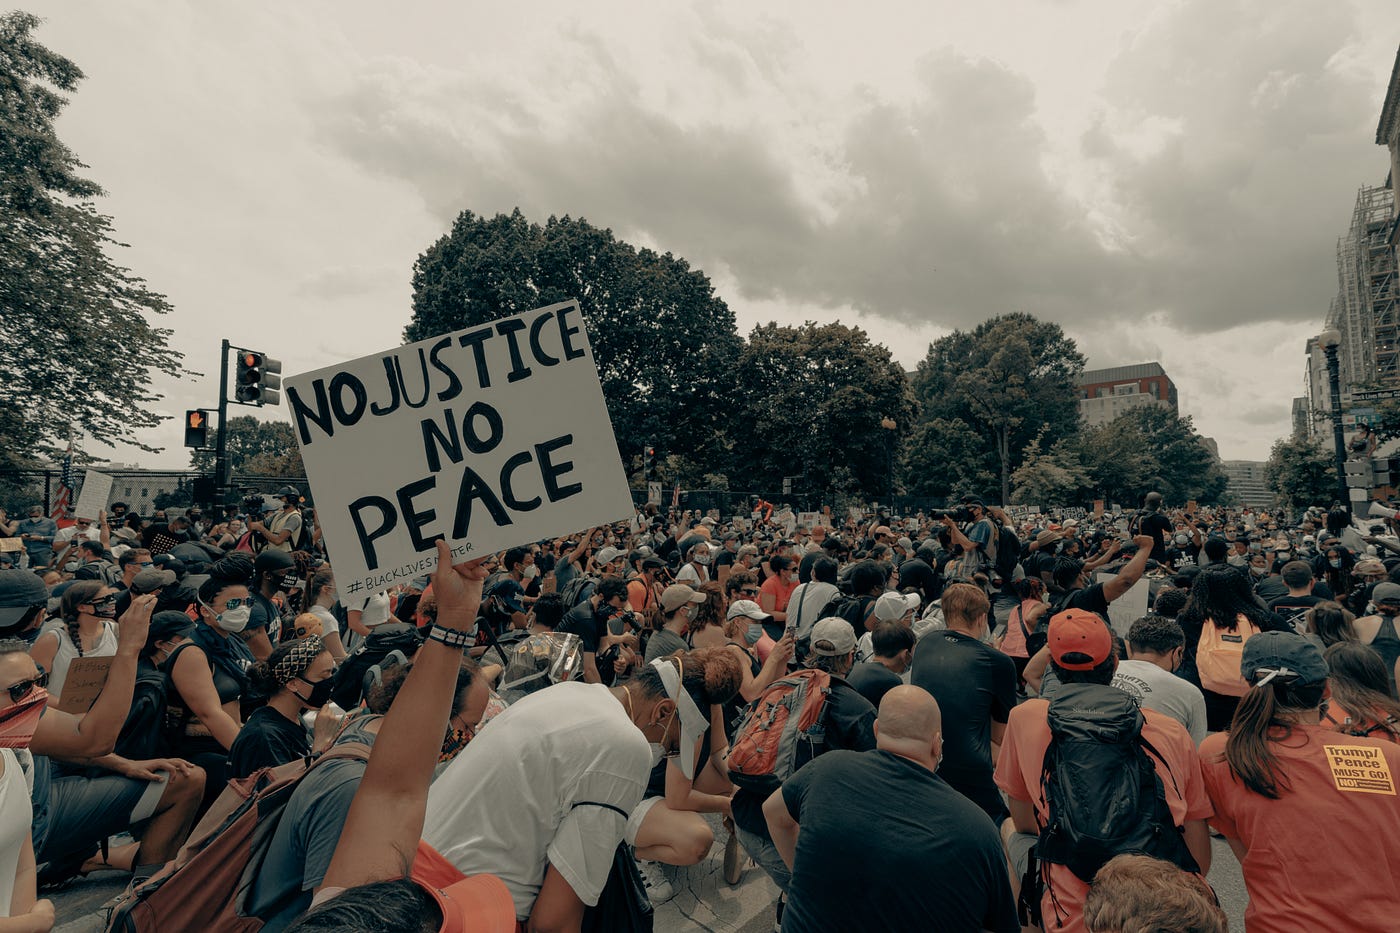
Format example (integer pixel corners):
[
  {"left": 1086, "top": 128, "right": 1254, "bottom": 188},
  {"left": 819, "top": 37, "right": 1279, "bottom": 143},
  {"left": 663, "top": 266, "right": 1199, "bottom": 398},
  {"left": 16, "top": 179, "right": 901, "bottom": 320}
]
[{"left": 296, "top": 675, "right": 335, "bottom": 709}]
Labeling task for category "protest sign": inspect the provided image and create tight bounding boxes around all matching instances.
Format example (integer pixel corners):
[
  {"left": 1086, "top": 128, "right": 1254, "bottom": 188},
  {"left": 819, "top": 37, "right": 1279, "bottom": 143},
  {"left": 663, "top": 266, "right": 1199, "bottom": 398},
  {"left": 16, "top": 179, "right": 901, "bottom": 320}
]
[
  {"left": 73, "top": 470, "right": 113, "bottom": 521},
  {"left": 0, "top": 539, "right": 20, "bottom": 553},
  {"left": 647, "top": 482, "right": 662, "bottom": 505},
  {"left": 797, "top": 511, "right": 819, "bottom": 529},
  {"left": 283, "top": 300, "right": 635, "bottom": 598},
  {"left": 1096, "top": 572, "right": 1150, "bottom": 637},
  {"left": 57, "top": 655, "right": 113, "bottom": 714}
]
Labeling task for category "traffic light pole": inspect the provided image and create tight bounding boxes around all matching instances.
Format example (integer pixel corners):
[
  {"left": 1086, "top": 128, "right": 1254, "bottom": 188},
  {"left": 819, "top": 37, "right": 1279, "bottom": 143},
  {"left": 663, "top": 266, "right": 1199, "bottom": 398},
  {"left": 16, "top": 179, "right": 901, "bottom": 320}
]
[{"left": 214, "top": 339, "right": 231, "bottom": 506}]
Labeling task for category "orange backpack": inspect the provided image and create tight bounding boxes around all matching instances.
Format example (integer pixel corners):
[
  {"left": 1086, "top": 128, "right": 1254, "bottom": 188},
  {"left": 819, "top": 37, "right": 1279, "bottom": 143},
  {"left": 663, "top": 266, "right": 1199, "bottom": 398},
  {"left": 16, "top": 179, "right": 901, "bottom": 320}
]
[
  {"left": 727, "top": 669, "right": 832, "bottom": 793},
  {"left": 1196, "top": 613, "right": 1258, "bottom": 697}
]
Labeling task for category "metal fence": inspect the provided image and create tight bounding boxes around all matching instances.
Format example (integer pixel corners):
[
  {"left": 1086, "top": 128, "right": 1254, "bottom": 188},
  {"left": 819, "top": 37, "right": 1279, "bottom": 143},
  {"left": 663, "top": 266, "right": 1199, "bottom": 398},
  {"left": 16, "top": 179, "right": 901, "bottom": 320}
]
[
  {"left": 0, "top": 469, "right": 311, "bottom": 518},
  {"left": 626, "top": 487, "right": 953, "bottom": 522}
]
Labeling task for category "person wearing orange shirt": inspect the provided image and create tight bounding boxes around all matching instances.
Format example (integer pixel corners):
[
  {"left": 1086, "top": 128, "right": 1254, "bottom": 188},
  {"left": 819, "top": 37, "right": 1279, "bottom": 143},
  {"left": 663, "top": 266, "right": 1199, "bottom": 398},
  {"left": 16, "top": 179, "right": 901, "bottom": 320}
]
[
  {"left": 995, "top": 610, "right": 1212, "bottom": 933},
  {"left": 1200, "top": 632, "right": 1400, "bottom": 933},
  {"left": 757, "top": 556, "right": 799, "bottom": 640}
]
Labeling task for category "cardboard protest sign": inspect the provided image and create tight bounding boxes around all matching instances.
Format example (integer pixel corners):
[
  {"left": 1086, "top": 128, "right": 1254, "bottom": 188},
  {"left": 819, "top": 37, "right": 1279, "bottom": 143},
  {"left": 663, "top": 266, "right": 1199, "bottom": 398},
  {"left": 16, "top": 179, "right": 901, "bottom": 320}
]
[
  {"left": 1096, "top": 572, "right": 1150, "bottom": 638},
  {"left": 284, "top": 300, "right": 634, "bottom": 598},
  {"left": 797, "top": 511, "right": 819, "bottom": 529},
  {"left": 0, "top": 539, "right": 20, "bottom": 553},
  {"left": 73, "top": 471, "right": 113, "bottom": 521},
  {"left": 57, "top": 655, "right": 114, "bottom": 714}
]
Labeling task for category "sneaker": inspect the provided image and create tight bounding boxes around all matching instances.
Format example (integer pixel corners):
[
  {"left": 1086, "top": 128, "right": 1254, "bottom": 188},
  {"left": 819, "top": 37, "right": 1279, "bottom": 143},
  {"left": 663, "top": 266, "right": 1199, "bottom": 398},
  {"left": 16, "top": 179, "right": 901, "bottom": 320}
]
[
  {"left": 636, "top": 857, "right": 675, "bottom": 905},
  {"left": 723, "top": 828, "right": 743, "bottom": 885}
]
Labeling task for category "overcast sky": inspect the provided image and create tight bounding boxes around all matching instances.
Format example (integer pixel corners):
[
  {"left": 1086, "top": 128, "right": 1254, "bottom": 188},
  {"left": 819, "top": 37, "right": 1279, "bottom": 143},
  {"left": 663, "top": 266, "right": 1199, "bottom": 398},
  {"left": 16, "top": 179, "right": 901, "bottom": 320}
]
[{"left": 28, "top": 0, "right": 1400, "bottom": 467}]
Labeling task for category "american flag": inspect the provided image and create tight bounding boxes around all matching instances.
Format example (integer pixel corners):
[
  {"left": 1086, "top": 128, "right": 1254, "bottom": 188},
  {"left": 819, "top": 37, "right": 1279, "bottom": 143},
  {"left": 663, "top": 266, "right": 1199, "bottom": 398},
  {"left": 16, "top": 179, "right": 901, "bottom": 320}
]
[
  {"left": 50, "top": 444, "right": 74, "bottom": 521},
  {"left": 671, "top": 484, "right": 681, "bottom": 509}
]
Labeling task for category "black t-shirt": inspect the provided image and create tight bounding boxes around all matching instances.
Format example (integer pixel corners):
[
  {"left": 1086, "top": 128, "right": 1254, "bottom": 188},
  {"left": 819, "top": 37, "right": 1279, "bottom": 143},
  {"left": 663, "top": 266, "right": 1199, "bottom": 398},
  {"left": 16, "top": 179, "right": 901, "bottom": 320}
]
[
  {"left": 1054, "top": 581, "right": 1112, "bottom": 622},
  {"left": 909, "top": 630, "right": 1017, "bottom": 823},
  {"left": 227, "top": 705, "right": 310, "bottom": 779},
  {"left": 714, "top": 548, "right": 738, "bottom": 569},
  {"left": 846, "top": 661, "right": 903, "bottom": 710},
  {"left": 558, "top": 601, "right": 605, "bottom": 654},
  {"left": 1136, "top": 512, "right": 1173, "bottom": 561},
  {"left": 780, "top": 749, "right": 1019, "bottom": 933},
  {"left": 1267, "top": 593, "right": 1322, "bottom": 633},
  {"left": 1022, "top": 549, "right": 1056, "bottom": 583},
  {"left": 730, "top": 676, "right": 876, "bottom": 840},
  {"left": 797, "top": 550, "right": 823, "bottom": 584}
]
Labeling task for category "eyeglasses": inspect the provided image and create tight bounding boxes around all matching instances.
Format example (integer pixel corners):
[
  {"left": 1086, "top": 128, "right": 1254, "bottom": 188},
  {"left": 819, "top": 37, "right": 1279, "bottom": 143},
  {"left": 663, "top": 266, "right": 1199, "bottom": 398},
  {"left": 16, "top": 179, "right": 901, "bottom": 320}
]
[
  {"left": 741, "top": 588, "right": 760, "bottom": 596},
  {"left": 4, "top": 671, "right": 48, "bottom": 703}
]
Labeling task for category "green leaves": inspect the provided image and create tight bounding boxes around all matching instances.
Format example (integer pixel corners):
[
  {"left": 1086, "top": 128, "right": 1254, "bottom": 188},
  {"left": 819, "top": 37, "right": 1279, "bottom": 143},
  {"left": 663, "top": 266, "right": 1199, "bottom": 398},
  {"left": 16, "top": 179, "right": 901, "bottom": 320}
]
[
  {"left": 0, "top": 12, "right": 183, "bottom": 467},
  {"left": 1265, "top": 435, "right": 1333, "bottom": 511}
]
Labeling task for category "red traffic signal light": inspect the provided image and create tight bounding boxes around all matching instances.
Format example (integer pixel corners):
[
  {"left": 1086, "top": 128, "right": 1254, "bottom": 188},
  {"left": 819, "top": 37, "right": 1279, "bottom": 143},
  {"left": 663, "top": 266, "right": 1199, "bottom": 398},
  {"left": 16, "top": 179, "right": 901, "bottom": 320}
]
[{"left": 234, "top": 350, "right": 282, "bottom": 405}]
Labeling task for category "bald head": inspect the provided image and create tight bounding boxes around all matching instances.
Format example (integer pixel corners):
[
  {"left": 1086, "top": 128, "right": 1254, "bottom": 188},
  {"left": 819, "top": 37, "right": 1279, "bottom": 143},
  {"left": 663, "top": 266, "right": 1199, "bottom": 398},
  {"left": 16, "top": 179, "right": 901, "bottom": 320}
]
[{"left": 876, "top": 685, "right": 942, "bottom": 744}]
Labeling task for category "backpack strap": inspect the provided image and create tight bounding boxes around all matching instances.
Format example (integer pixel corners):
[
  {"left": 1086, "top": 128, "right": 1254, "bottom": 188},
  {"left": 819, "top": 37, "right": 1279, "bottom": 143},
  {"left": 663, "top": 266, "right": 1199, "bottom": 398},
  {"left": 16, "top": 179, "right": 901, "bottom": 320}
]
[
  {"left": 571, "top": 800, "right": 630, "bottom": 819},
  {"left": 1137, "top": 734, "right": 1185, "bottom": 800},
  {"left": 1016, "top": 605, "right": 1033, "bottom": 643}
]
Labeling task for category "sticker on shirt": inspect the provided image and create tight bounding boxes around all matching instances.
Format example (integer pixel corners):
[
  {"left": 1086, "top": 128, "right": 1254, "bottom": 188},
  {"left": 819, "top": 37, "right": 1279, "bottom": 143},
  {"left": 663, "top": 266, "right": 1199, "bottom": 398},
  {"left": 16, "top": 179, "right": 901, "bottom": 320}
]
[{"left": 1323, "top": 744, "right": 1396, "bottom": 795}]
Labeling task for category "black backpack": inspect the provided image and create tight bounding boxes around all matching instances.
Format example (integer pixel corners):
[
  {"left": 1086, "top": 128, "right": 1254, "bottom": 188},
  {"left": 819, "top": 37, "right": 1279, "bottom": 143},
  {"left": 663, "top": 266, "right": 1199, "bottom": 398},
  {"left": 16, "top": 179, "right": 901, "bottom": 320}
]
[
  {"left": 560, "top": 574, "right": 600, "bottom": 610},
  {"left": 112, "top": 645, "right": 197, "bottom": 763},
  {"left": 816, "top": 594, "right": 872, "bottom": 635},
  {"left": 1037, "top": 683, "right": 1199, "bottom": 886},
  {"left": 331, "top": 623, "right": 423, "bottom": 710}
]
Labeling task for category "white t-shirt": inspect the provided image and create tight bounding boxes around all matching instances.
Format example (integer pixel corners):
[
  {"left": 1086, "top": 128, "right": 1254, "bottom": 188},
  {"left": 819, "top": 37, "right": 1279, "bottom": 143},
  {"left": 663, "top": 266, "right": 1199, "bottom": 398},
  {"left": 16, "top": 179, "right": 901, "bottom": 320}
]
[
  {"left": 424, "top": 682, "right": 650, "bottom": 920},
  {"left": 0, "top": 749, "right": 32, "bottom": 915},
  {"left": 675, "top": 563, "right": 708, "bottom": 586},
  {"left": 1111, "top": 659, "right": 1209, "bottom": 745},
  {"left": 36, "top": 619, "right": 119, "bottom": 702},
  {"left": 54, "top": 525, "right": 100, "bottom": 546}
]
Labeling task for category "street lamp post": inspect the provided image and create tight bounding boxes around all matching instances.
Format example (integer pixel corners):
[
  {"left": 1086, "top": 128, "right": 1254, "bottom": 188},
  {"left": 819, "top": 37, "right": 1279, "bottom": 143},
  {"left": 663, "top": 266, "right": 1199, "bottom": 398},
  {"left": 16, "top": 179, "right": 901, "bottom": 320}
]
[{"left": 1319, "top": 329, "right": 1349, "bottom": 510}]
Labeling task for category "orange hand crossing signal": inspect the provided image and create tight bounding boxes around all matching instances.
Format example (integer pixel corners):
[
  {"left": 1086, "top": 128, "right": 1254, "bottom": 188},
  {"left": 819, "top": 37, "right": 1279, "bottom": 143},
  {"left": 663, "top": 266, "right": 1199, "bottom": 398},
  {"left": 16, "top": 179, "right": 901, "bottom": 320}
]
[{"left": 184, "top": 409, "right": 209, "bottom": 449}]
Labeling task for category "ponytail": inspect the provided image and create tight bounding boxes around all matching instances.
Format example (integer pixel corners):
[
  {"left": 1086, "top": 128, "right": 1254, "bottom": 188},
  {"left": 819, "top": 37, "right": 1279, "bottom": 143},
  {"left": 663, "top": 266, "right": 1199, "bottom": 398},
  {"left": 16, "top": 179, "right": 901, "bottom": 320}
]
[{"left": 1224, "top": 680, "right": 1326, "bottom": 799}]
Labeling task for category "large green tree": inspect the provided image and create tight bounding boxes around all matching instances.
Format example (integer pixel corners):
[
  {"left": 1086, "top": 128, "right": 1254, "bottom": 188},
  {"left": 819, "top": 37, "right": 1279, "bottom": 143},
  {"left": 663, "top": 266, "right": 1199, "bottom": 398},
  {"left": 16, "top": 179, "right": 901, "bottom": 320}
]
[
  {"left": 911, "top": 314, "right": 1084, "bottom": 504},
  {"left": 408, "top": 210, "right": 741, "bottom": 479},
  {"left": 190, "top": 416, "right": 303, "bottom": 477},
  {"left": 1265, "top": 434, "right": 1334, "bottom": 511},
  {"left": 732, "top": 322, "right": 914, "bottom": 501},
  {"left": 0, "top": 13, "right": 183, "bottom": 468},
  {"left": 902, "top": 417, "right": 998, "bottom": 502},
  {"left": 1075, "top": 405, "right": 1227, "bottom": 505}
]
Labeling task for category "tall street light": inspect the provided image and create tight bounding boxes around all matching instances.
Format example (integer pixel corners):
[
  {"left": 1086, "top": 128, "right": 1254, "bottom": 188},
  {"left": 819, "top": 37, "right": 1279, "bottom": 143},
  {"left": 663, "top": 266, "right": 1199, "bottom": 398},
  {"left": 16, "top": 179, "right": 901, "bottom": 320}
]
[
  {"left": 1319, "top": 329, "right": 1348, "bottom": 510},
  {"left": 880, "top": 417, "right": 897, "bottom": 507}
]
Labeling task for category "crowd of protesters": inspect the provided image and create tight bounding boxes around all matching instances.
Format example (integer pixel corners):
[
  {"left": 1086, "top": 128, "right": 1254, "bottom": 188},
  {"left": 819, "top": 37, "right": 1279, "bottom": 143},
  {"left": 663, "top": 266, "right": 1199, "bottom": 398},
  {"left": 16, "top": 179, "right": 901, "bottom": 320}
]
[{"left": 0, "top": 486, "right": 1398, "bottom": 931}]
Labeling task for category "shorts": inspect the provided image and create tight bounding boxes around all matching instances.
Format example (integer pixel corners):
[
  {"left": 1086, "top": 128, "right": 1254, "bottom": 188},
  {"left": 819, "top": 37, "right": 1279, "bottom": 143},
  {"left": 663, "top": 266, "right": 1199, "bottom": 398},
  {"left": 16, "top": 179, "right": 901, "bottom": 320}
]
[
  {"left": 41, "top": 772, "right": 167, "bottom": 862},
  {"left": 624, "top": 796, "right": 662, "bottom": 846},
  {"left": 1007, "top": 829, "right": 1037, "bottom": 879}
]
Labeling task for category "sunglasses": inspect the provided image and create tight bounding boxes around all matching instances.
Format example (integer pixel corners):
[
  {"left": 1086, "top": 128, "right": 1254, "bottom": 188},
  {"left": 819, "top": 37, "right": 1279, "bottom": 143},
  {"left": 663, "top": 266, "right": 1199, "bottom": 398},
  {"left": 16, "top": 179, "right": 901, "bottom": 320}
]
[
  {"left": 4, "top": 671, "right": 48, "bottom": 703},
  {"left": 741, "top": 588, "right": 760, "bottom": 596},
  {"left": 90, "top": 596, "right": 118, "bottom": 609},
  {"left": 218, "top": 597, "right": 249, "bottom": 611}
]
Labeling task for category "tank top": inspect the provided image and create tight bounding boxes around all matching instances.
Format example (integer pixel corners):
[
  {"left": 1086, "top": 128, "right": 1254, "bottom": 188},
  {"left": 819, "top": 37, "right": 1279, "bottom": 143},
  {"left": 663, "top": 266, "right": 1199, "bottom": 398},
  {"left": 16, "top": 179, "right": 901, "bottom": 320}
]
[
  {"left": 37, "top": 619, "right": 118, "bottom": 702},
  {"left": 0, "top": 750, "right": 30, "bottom": 915},
  {"left": 1369, "top": 616, "right": 1400, "bottom": 693}
]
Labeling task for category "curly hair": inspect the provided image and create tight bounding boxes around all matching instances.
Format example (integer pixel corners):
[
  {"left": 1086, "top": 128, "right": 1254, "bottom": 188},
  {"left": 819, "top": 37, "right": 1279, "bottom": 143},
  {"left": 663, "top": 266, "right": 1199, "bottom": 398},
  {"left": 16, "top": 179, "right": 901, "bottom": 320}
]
[{"left": 632, "top": 647, "right": 743, "bottom": 708}]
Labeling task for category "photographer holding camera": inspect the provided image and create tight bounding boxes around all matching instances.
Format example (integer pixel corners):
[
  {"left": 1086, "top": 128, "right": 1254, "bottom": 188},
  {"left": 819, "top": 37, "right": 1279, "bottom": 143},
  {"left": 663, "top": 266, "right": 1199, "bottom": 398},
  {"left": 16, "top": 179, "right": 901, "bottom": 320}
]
[{"left": 938, "top": 499, "right": 998, "bottom": 586}]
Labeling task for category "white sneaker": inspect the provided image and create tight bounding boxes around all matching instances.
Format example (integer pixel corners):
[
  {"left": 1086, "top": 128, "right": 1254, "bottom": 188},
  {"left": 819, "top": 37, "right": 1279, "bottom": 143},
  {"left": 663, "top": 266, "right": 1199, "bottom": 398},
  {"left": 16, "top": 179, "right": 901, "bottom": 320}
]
[{"left": 636, "top": 857, "right": 675, "bottom": 905}]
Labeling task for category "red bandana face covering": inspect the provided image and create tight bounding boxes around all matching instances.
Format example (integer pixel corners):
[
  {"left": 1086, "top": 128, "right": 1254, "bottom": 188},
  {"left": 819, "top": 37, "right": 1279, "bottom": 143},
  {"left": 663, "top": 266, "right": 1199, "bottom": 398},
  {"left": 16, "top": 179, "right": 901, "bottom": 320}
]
[{"left": 0, "top": 690, "right": 48, "bottom": 748}]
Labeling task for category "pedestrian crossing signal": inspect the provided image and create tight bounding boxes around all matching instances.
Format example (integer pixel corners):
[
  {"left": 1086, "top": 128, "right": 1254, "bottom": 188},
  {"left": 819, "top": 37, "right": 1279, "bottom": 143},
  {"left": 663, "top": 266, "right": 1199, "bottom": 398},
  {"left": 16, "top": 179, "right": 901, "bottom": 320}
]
[{"left": 184, "top": 410, "right": 209, "bottom": 449}]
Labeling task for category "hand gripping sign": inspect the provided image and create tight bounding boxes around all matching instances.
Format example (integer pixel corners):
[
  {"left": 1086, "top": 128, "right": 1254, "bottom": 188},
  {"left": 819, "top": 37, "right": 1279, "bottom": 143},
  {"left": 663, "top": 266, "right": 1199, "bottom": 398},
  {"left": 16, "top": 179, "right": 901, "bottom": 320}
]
[{"left": 283, "top": 300, "right": 635, "bottom": 598}]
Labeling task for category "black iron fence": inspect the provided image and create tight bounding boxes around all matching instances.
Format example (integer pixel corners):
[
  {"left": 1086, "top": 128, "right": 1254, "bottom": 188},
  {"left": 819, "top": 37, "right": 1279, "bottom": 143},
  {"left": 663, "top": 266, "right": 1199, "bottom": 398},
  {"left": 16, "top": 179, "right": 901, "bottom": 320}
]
[{"left": 0, "top": 469, "right": 311, "bottom": 518}]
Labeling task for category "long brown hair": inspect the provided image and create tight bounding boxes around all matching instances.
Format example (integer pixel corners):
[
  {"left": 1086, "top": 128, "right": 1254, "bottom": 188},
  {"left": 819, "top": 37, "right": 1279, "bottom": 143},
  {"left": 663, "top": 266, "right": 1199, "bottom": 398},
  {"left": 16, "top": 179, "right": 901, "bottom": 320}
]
[
  {"left": 1306, "top": 601, "right": 1358, "bottom": 647},
  {"left": 1324, "top": 642, "right": 1400, "bottom": 739},
  {"left": 1224, "top": 679, "right": 1327, "bottom": 799}
]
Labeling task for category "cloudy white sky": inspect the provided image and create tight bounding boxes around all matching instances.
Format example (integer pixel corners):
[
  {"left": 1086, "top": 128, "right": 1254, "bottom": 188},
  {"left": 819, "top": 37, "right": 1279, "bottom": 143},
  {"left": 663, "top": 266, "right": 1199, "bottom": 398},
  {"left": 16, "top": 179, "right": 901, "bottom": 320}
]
[{"left": 28, "top": 0, "right": 1400, "bottom": 466}]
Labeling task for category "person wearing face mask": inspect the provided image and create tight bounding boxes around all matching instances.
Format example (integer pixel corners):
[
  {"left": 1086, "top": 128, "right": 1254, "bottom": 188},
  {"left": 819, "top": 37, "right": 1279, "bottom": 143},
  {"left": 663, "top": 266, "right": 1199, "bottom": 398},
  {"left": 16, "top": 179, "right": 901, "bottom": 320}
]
[
  {"left": 757, "top": 555, "right": 799, "bottom": 635},
  {"left": 0, "top": 639, "right": 59, "bottom": 931},
  {"left": 675, "top": 541, "right": 711, "bottom": 587},
  {"left": 227, "top": 635, "right": 337, "bottom": 780},
  {"left": 1110, "top": 615, "right": 1207, "bottom": 744},
  {"left": 643, "top": 585, "right": 705, "bottom": 664},
  {"left": 303, "top": 567, "right": 347, "bottom": 662},
  {"left": 168, "top": 559, "right": 255, "bottom": 811},
  {"left": 245, "top": 549, "right": 296, "bottom": 662},
  {"left": 30, "top": 580, "right": 120, "bottom": 706}
]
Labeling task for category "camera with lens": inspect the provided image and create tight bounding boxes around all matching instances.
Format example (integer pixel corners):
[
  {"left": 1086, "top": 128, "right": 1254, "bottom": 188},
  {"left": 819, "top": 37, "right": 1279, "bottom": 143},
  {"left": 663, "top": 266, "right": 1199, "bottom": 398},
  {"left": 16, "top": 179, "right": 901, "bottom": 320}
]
[{"left": 930, "top": 506, "right": 975, "bottom": 524}]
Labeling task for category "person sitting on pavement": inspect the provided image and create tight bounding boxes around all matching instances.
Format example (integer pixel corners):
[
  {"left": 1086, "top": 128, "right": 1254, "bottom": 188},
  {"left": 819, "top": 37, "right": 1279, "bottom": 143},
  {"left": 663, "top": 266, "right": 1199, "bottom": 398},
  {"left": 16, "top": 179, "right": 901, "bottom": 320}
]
[
  {"left": 1200, "top": 631, "right": 1400, "bottom": 932},
  {"left": 846, "top": 621, "right": 915, "bottom": 710},
  {"left": 727, "top": 617, "right": 876, "bottom": 929},
  {"left": 1082, "top": 854, "right": 1226, "bottom": 933},
  {"left": 643, "top": 585, "right": 705, "bottom": 665},
  {"left": 227, "top": 635, "right": 339, "bottom": 780},
  {"left": 763, "top": 685, "right": 1019, "bottom": 933},
  {"left": 909, "top": 582, "right": 1017, "bottom": 824},
  {"left": 1111, "top": 614, "right": 1208, "bottom": 745},
  {"left": 29, "top": 580, "right": 119, "bottom": 707}
]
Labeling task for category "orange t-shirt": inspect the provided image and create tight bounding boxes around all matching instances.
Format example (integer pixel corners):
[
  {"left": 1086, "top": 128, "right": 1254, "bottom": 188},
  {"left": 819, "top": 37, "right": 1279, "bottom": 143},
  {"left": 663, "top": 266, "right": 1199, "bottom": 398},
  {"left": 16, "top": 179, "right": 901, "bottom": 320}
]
[
  {"left": 759, "top": 576, "right": 798, "bottom": 615},
  {"left": 626, "top": 578, "right": 658, "bottom": 615},
  {"left": 1321, "top": 702, "right": 1399, "bottom": 743},
  {"left": 1200, "top": 724, "right": 1400, "bottom": 933},
  {"left": 993, "top": 698, "right": 1212, "bottom": 933}
]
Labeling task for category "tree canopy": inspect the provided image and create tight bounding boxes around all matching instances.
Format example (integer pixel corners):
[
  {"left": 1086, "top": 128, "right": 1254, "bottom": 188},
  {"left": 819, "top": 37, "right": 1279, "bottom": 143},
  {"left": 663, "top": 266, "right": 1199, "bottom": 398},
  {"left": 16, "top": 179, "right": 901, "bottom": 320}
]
[
  {"left": 911, "top": 313, "right": 1084, "bottom": 503},
  {"left": 0, "top": 12, "right": 183, "bottom": 468},
  {"left": 732, "top": 321, "right": 915, "bottom": 501},
  {"left": 1265, "top": 435, "right": 1334, "bottom": 512},
  {"left": 408, "top": 210, "right": 741, "bottom": 479},
  {"left": 189, "top": 416, "right": 303, "bottom": 477}
]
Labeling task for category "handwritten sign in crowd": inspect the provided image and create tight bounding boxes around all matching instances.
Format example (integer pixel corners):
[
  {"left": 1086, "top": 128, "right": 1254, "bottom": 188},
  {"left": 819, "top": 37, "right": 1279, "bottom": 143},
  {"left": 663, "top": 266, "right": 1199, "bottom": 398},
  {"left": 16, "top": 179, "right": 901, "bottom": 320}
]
[{"left": 284, "top": 300, "right": 634, "bottom": 598}]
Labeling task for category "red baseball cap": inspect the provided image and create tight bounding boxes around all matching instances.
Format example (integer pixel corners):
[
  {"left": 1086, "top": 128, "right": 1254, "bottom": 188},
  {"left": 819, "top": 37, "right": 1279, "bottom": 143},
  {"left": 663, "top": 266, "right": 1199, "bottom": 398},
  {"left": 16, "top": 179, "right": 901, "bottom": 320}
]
[{"left": 1047, "top": 609, "right": 1114, "bottom": 671}]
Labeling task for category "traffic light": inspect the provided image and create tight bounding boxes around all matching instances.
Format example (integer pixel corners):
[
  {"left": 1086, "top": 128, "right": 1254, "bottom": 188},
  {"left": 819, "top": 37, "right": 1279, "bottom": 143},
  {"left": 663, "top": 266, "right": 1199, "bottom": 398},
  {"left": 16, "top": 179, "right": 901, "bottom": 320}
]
[
  {"left": 235, "top": 350, "right": 281, "bottom": 405},
  {"left": 644, "top": 445, "right": 655, "bottom": 478},
  {"left": 184, "top": 410, "right": 209, "bottom": 448}
]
